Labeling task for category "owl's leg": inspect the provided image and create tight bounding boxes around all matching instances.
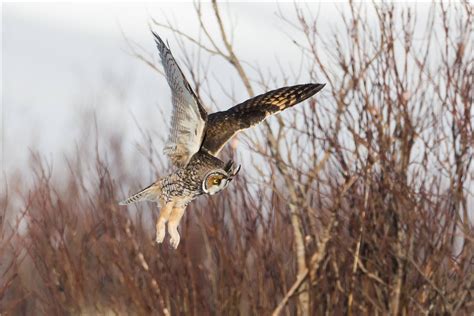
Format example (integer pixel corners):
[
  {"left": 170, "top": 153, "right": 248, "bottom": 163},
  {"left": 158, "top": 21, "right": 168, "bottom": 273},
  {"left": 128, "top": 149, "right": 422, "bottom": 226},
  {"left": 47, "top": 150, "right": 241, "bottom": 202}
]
[
  {"left": 167, "top": 206, "right": 187, "bottom": 249},
  {"left": 155, "top": 202, "right": 173, "bottom": 244}
]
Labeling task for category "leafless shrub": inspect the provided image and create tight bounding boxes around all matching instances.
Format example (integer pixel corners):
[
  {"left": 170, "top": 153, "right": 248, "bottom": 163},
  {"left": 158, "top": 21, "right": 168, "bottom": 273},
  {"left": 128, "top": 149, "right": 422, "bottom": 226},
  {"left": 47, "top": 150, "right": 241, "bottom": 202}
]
[{"left": 1, "top": 2, "right": 472, "bottom": 315}]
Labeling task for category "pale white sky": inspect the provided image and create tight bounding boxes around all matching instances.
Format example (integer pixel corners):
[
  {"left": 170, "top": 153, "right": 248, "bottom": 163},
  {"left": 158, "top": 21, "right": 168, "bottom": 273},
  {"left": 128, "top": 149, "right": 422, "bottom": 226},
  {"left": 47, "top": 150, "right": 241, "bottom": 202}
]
[
  {"left": 1, "top": 2, "right": 437, "bottom": 177},
  {"left": 2, "top": 2, "right": 340, "bottom": 173},
  {"left": 1, "top": 2, "right": 471, "bottom": 226}
]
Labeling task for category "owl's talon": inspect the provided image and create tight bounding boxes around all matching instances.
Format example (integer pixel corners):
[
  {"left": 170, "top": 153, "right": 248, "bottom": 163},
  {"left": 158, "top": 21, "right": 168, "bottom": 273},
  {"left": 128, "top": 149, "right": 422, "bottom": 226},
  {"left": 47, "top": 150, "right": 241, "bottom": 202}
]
[
  {"left": 169, "top": 233, "right": 180, "bottom": 249},
  {"left": 155, "top": 228, "right": 166, "bottom": 244}
]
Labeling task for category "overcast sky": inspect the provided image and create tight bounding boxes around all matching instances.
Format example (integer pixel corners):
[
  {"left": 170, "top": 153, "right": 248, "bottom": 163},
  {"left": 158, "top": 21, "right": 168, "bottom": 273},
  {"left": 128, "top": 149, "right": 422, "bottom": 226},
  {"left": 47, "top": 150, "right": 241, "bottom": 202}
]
[
  {"left": 3, "top": 2, "right": 471, "bottom": 224},
  {"left": 2, "top": 2, "right": 438, "bottom": 176},
  {"left": 2, "top": 2, "right": 339, "bottom": 173}
]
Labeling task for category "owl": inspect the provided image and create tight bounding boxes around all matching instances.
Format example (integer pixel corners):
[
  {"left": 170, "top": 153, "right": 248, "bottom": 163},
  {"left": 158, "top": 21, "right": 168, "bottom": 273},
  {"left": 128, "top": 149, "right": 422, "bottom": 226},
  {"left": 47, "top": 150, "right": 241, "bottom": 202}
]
[{"left": 119, "top": 32, "right": 325, "bottom": 249}]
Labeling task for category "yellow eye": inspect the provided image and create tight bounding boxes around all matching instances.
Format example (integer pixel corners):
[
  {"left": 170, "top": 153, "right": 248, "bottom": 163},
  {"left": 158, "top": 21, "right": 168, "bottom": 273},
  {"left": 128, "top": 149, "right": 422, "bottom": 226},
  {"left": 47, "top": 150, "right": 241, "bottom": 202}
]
[{"left": 213, "top": 178, "right": 221, "bottom": 185}]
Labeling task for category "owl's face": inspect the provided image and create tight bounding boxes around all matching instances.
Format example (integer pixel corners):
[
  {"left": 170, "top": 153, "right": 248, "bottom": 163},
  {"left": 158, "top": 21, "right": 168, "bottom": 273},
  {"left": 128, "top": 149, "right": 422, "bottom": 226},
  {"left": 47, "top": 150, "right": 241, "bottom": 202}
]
[{"left": 202, "top": 162, "right": 241, "bottom": 195}]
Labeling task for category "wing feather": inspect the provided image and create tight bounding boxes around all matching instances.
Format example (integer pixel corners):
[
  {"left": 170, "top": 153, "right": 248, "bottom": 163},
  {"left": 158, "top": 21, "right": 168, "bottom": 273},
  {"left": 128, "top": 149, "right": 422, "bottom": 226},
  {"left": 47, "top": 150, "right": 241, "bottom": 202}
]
[
  {"left": 202, "top": 83, "right": 325, "bottom": 155},
  {"left": 153, "top": 32, "right": 207, "bottom": 167}
]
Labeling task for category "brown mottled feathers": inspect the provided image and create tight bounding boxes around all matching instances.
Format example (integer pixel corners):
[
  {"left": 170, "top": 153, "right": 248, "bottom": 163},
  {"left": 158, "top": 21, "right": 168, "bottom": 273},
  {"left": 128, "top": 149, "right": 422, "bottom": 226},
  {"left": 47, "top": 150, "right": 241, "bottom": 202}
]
[
  {"left": 152, "top": 32, "right": 208, "bottom": 167},
  {"left": 202, "top": 83, "right": 325, "bottom": 155}
]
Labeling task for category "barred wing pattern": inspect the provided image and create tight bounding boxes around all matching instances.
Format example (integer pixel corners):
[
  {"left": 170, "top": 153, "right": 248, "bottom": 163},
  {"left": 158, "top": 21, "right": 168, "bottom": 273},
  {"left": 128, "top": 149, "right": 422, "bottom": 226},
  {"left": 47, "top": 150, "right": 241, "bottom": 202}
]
[
  {"left": 202, "top": 83, "right": 325, "bottom": 155},
  {"left": 153, "top": 32, "right": 208, "bottom": 167}
]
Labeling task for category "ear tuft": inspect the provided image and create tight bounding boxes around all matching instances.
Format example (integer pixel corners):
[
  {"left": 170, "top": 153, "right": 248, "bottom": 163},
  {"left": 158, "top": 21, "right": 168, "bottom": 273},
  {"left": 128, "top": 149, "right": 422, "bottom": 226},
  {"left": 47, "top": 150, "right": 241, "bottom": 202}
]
[
  {"left": 232, "top": 164, "right": 241, "bottom": 177},
  {"left": 224, "top": 160, "right": 241, "bottom": 177},
  {"left": 223, "top": 160, "right": 234, "bottom": 173}
]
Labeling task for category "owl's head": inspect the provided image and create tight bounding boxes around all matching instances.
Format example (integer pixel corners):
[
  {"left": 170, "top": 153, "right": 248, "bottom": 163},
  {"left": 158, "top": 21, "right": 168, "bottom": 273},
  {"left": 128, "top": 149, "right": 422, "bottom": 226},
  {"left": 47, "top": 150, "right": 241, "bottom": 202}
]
[{"left": 202, "top": 160, "right": 241, "bottom": 195}]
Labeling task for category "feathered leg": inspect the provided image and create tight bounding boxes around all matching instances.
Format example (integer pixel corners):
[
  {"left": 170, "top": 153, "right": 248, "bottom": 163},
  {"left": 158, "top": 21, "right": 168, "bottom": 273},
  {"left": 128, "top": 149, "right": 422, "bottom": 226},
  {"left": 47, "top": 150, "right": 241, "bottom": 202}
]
[
  {"left": 167, "top": 206, "right": 187, "bottom": 249},
  {"left": 155, "top": 202, "right": 173, "bottom": 244}
]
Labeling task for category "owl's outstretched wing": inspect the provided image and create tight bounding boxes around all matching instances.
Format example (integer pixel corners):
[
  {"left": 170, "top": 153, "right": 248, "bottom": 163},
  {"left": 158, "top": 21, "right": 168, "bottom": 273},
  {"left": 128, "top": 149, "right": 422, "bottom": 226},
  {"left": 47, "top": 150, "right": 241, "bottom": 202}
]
[
  {"left": 202, "top": 83, "right": 325, "bottom": 155},
  {"left": 153, "top": 32, "right": 208, "bottom": 167}
]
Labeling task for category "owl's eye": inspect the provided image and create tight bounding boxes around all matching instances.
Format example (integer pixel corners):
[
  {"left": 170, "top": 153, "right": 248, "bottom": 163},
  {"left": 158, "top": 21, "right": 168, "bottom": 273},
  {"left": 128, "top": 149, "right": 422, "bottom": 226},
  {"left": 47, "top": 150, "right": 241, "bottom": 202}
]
[{"left": 213, "top": 178, "right": 221, "bottom": 185}]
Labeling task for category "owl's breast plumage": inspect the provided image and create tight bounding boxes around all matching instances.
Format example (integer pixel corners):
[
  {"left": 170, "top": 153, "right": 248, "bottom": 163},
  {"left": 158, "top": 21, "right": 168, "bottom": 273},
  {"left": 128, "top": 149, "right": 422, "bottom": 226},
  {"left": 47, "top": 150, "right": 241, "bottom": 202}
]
[{"left": 160, "top": 151, "right": 223, "bottom": 204}]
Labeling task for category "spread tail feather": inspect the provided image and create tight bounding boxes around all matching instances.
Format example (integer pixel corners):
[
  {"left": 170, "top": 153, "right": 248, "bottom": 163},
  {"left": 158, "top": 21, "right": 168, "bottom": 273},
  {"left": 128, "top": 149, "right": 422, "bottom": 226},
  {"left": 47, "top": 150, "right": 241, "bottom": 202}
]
[{"left": 119, "top": 182, "right": 161, "bottom": 205}]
